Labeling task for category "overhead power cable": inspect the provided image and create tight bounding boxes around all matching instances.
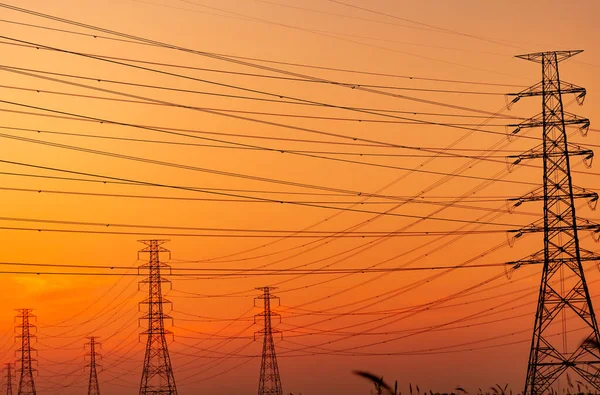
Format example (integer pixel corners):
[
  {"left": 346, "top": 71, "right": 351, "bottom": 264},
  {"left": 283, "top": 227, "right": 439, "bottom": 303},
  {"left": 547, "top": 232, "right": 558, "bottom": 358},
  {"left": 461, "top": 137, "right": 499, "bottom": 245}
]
[
  {"left": 0, "top": 158, "right": 529, "bottom": 227},
  {"left": 0, "top": 106, "right": 519, "bottom": 151},
  {"left": 0, "top": 224, "right": 515, "bottom": 239},
  {"left": 145, "top": 0, "right": 517, "bottom": 77},
  {"left": 0, "top": 17, "right": 523, "bottom": 87},
  {"left": 0, "top": 185, "right": 535, "bottom": 207},
  {"left": 240, "top": 0, "right": 515, "bottom": 58},
  {"left": 0, "top": 124, "right": 521, "bottom": 159},
  {"left": 0, "top": 99, "right": 542, "bottom": 189},
  {"left": 0, "top": 23, "right": 507, "bottom": 96},
  {"left": 325, "top": 0, "right": 524, "bottom": 50},
  {"left": 0, "top": 106, "right": 527, "bottom": 155},
  {"left": 0, "top": 215, "right": 526, "bottom": 235},
  {"left": 0, "top": 8, "right": 525, "bottom": 120},
  {"left": 0, "top": 81, "right": 514, "bottom": 126},
  {"left": 0, "top": 170, "right": 524, "bottom": 201},
  {"left": 0, "top": 54, "right": 522, "bottom": 119},
  {"left": 0, "top": 260, "right": 514, "bottom": 274},
  {"left": 0, "top": 45, "right": 525, "bottom": 143}
]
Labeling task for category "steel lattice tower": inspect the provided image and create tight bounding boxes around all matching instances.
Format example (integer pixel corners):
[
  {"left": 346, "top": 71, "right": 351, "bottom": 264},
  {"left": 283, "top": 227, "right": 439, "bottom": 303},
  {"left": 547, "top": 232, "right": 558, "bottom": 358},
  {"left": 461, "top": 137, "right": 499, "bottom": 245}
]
[
  {"left": 255, "top": 287, "right": 283, "bottom": 395},
  {"left": 4, "top": 363, "right": 14, "bottom": 395},
  {"left": 507, "top": 50, "right": 600, "bottom": 394},
  {"left": 138, "top": 240, "right": 178, "bottom": 395},
  {"left": 86, "top": 337, "right": 101, "bottom": 395},
  {"left": 15, "top": 309, "right": 36, "bottom": 395}
]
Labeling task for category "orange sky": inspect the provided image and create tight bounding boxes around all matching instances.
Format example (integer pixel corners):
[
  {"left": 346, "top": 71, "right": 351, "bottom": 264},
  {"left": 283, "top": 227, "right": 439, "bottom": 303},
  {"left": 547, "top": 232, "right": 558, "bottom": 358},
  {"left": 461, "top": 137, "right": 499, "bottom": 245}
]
[{"left": 0, "top": 0, "right": 599, "bottom": 394}]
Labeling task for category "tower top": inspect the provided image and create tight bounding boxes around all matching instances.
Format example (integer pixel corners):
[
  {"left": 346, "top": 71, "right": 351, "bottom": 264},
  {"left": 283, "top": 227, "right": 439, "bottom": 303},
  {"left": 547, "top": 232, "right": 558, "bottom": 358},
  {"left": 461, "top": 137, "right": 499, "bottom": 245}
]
[
  {"left": 138, "top": 239, "right": 170, "bottom": 246},
  {"left": 515, "top": 50, "right": 583, "bottom": 63}
]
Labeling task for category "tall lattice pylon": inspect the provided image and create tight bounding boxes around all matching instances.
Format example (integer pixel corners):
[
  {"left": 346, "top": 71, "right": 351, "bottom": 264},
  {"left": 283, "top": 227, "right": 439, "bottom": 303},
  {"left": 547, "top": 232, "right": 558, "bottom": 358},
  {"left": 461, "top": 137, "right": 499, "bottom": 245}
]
[
  {"left": 255, "top": 287, "right": 283, "bottom": 395},
  {"left": 86, "top": 337, "right": 101, "bottom": 395},
  {"left": 4, "top": 363, "right": 14, "bottom": 395},
  {"left": 15, "top": 309, "right": 36, "bottom": 395},
  {"left": 507, "top": 50, "right": 600, "bottom": 394},
  {"left": 138, "top": 240, "right": 178, "bottom": 395}
]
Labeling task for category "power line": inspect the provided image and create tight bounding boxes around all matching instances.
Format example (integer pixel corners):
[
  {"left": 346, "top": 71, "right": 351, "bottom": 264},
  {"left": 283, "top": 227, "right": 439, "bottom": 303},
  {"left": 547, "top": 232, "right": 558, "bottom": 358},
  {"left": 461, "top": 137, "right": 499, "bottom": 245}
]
[
  {"left": 0, "top": 81, "right": 514, "bottom": 125},
  {"left": 0, "top": 185, "right": 534, "bottom": 206},
  {"left": 243, "top": 0, "right": 514, "bottom": 59},
  {"left": 0, "top": 260, "right": 515, "bottom": 273},
  {"left": 0, "top": 170, "right": 523, "bottom": 201},
  {"left": 0, "top": 28, "right": 506, "bottom": 97},
  {"left": 157, "top": 0, "right": 518, "bottom": 77},
  {"left": 2, "top": 117, "right": 594, "bottom": 190},
  {"left": 0, "top": 12, "right": 524, "bottom": 120},
  {"left": 0, "top": 105, "right": 527, "bottom": 156},
  {"left": 0, "top": 55, "right": 522, "bottom": 119},
  {"left": 0, "top": 208, "right": 534, "bottom": 233},
  {"left": 0, "top": 17, "right": 523, "bottom": 87},
  {"left": 0, "top": 48, "right": 525, "bottom": 142},
  {"left": 325, "top": 0, "right": 524, "bottom": 50},
  {"left": 0, "top": 98, "right": 546, "bottom": 186},
  {"left": 0, "top": 101, "right": 545, "bottom": 196},
  {"left": 0, "top": 6, "right": 564, "bottom": 290},
  {"left": 0, "top": 225, "right": 518, "bottom": 238},
  {"left": 0, "top": 106, "right": 516, "bottom": 150},
  {"left": 0, "top": 157, "right": 537, "bottom": 227}
]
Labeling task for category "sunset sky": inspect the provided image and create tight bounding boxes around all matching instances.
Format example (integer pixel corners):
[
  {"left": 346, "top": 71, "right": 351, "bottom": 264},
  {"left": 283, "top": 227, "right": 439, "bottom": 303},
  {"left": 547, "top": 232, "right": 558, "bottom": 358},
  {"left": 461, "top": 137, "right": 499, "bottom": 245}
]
[{"left": 0, "top": 0, "right": 599, "bottom": 394}]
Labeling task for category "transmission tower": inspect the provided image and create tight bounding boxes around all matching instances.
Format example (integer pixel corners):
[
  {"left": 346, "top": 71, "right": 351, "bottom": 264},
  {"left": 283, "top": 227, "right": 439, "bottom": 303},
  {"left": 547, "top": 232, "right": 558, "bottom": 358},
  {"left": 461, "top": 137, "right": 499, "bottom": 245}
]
[
  {"left": 507, "top": 50, "right": 600, "bottom": 394},
  {"left": 85, "top": 337, "right": 101, "bottom": 395},
  {"left": 255, "top": 287, "right": 283, "bottom": 395},
  {"left": 4, "top": 363, "right": 14, "bottom": 395},
  {"left": 138, "top": 240, "right": 178, "bottom": 395},
  {"left": 15, "top": 309, "right": 36, "bottom": 395}
]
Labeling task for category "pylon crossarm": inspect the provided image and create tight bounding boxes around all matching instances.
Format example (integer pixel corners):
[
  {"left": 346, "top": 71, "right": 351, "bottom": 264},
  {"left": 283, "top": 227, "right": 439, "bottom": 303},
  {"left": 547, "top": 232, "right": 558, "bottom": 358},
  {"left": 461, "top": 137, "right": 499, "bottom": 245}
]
[
  {"left": 507, "top": 113, "right": 589, "bottom": 137},
  {"left": 516, "top": 50, "right": 583, "bottom": 63},
  {"left": 508, "top": 250, "right": 546, "bottom": 267},
  {"left": 506, "top": 114, "right": 543, "bottom": 136},
  {"left": 507, "top": 81, "right": 543, "bottom": 103},
  {"left": 510, "top": 223, "right": 600, "bottom": 237},
  {"left": 508, "top": 191, "right": 598, "bottom": 208},
  {"left": 515, "top": 84, "right": 586, "bottom": 99},
  {"left": 564, "top": 111, "right": 591, "bottom": 127},
  {"left": 508, "top": 186, "right": 545, "bottom": 205},
  {"left": 509, "top": 148, "right": 592, "bottom": 166}
]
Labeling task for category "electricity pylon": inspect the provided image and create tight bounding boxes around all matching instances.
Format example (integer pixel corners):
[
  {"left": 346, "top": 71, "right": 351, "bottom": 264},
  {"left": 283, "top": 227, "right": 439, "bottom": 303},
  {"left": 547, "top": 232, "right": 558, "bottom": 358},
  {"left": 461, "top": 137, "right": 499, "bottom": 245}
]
[
  {"left": 85, "top": 337, "right": 101, "bottom": 395},
  {"left": 507, "top": 50, "right": 600, "bottom": 394},
  {"left": 15, "top": 309, "right": 36, "bottom": 395},
  {"left": 255, "top": 287, "right": 283, "bottom": 395},
  {"left": 4, "top": 363, "right": 14, "bottom": 395},
  {"left": 138, "top": 240, "right": 178, "bottom": 395}
]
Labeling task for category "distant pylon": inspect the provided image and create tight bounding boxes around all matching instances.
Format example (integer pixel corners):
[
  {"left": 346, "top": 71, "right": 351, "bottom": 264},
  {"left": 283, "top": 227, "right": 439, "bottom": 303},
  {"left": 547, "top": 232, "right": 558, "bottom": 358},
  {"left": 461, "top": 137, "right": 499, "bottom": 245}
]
[
  {"left": 507, "top": 50, "right": 600, "bottom": 394},
  {"left": 4, "top": 363, "right": 14, "bottom": 395},
  {"left": 138, "top": 240, "right": 178, "bottom": 395},
  {"left": 255, "top": 287, "right": 283, "bottom": 395},
  {"left": 85, "top": 337, "right": 101, "bottom": 395},
  {"left": 15, "top": 309, "right": 36, "bottom": 395}
]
